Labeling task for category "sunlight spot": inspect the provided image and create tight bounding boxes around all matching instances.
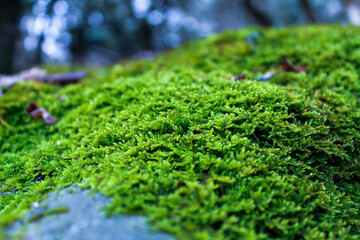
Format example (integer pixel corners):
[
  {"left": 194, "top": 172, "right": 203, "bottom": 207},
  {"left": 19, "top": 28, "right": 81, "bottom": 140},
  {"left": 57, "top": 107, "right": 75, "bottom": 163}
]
[
  {"left": 164, "top": 33, "right": 180, "bottom": 48},
  {"left": 24, "top": 35, "right": 38, "bottom": 50},
  {"left": 147, "top": 10, "right": 163, "bottom": 25},
  {"left": 88, "top": 12, "right": 104, "bottom": 27},
  {"left": 132, "top": 0, "right": 151, "bottom": 18},
  {"left": 54, "top": 1, "right": 69, "bottom": 16}
]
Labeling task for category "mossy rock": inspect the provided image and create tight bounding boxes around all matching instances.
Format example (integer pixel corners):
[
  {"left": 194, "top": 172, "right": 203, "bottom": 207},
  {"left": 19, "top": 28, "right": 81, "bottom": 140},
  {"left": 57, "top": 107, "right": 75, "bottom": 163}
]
[{"left": 1, "top": 25, "right": 360, "bottom": 239}]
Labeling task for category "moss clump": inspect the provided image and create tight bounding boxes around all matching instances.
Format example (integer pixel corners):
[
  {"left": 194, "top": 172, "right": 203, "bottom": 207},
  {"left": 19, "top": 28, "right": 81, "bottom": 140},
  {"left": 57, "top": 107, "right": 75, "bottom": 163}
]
[{"left": 1, "top": 25, "right": 360, "bottom": 239}]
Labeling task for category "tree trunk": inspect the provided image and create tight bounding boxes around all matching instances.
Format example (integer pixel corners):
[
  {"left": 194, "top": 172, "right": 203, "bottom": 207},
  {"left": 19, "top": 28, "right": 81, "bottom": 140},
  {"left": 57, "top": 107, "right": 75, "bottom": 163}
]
[
  {"left": 300, "top": 0, "right": 317, "bottom": 22},
  {"left": 0, "top": 0, "right": 21, "bottom": 74},
  {"left": 243, "top": 0, "right": 272, "bottom": 26}
]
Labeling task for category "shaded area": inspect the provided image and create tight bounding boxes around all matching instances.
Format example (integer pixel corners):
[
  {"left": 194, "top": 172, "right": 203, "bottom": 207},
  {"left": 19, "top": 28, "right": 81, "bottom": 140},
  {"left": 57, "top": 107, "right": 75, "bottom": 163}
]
[{"left": 0, "top": 0, "right": 21, "bottom": 74}]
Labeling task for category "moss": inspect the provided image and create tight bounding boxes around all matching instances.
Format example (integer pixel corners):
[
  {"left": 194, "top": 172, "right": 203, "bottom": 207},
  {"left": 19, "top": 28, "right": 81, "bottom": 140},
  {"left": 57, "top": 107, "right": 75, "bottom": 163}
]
[
  {"left": 27, "top": 206, "right": 69, "bottom": 223},
  {"left": 1, "top": 25, "right": 360, "bottom": 239}
]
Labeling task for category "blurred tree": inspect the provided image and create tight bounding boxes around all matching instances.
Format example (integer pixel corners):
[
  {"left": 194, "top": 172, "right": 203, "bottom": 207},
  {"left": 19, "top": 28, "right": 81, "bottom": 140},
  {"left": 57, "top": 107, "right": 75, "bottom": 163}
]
[
  {"left": 0, "top": 0, "right": 358, "bottom": 73},
  {"left": 300, "top": 0, "right": 317, "bottom": 22},
  {"left": 244, "top": 0, "right": 272, "bottom": 26},
  {"left": 343, "top": 0, "right": 360, "bottom": 24},
  {"left": 0, "top": 0, "right": 22, "bottom": 73}
]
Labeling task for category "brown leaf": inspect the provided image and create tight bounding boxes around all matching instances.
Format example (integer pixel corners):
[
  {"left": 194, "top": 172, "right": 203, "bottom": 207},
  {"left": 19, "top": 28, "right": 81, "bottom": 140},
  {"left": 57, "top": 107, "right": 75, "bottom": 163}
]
[
  {"left": 282, "top": 57, "right": 307, "bottom": 73},
  {"left": 234, "top": 74, "right": 246, "bottom": 81},
  {"left": 43, "top": 71, "right": 87, "bottom": 85},
  {"left": 296, "top": 65, "right": 307, "bottom": 73},
  {"left": 282, "top": 57, "right": 297, "bottom": 72},
  {"left": 0, "top": 69, "right": 87, "bottom": 97},
  {"left": 18, "top": 67, "right": 47, "bottom": 80},
  {"left": 25, "top": 102, "right": 40, "bottom": 115},
  {"left": 26, "top": 102, "right": 57, "bottom": 125},
  {"left": 0, "top": 68, "right": 47, "bottom": 95},
  {"left": 177, "top": 182, "right": 186, "bottom": 188}
]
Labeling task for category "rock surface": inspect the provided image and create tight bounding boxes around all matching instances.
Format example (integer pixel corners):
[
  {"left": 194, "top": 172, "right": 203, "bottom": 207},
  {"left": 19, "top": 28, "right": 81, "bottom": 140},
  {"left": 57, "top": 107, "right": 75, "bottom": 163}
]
[{"left": 6, "top": 187, "right": 174, "bottom": 240}]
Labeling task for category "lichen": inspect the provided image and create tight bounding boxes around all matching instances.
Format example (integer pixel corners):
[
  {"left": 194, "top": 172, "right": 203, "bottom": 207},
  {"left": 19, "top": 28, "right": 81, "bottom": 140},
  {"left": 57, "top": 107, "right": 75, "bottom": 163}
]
[{"left": 1, "top": 25, "right": 360, "bottom": 239}]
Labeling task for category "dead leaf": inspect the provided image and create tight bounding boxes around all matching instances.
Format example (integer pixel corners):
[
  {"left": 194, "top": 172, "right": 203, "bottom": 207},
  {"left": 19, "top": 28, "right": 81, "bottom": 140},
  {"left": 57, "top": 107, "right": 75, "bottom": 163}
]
[
  {"left": 234, "top": 74, "right": 246, "bottom": 81},
  {"left": 0, "top": 68, "right": 87, "bottom": 96},
  {"left": 18, "top": 67, "right": 47, "bottom": 80},
  {"left": 282, "top": 57, "right": 307, "bottom": 73},
  {"left": 177, "top": 182, "right": 186, "bottom": 188},
  {"left": 25, "top": 102, "right": 57, "bottom": 125},
  {"left": 43, "top": 71, "right": 87, "bottom": 85},
  {"left": 0, "top": 68, "right": 47, "bottom": 95}
]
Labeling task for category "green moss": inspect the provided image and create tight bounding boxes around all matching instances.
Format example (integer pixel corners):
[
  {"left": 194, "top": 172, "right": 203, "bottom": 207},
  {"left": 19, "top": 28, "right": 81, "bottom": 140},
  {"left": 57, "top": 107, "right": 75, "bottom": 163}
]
[
  {"left": 27, "top": 206, "right": 69, "bottom": 223},
  {"left": 1, "top": 25, "right": 360, "bottom": 239}
]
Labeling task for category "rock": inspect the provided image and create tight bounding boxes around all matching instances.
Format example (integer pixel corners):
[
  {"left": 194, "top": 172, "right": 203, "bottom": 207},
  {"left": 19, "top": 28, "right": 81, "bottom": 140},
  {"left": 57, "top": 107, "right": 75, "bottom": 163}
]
[{"left": 6, "top": 187, "right": 174, "bottom": 240}]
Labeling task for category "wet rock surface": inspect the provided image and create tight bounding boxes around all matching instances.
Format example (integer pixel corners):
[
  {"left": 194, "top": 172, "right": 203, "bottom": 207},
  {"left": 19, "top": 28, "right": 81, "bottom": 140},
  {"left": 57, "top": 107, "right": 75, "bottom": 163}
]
[{"left": 6, "top": 187, "right": 174, "bottom": 240}]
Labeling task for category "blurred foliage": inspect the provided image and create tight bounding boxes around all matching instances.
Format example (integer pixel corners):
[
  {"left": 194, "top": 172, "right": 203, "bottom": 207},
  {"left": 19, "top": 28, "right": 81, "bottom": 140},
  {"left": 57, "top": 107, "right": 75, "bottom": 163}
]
[{"left": 0, "top": 0, "right": 359, "bottom": 73}]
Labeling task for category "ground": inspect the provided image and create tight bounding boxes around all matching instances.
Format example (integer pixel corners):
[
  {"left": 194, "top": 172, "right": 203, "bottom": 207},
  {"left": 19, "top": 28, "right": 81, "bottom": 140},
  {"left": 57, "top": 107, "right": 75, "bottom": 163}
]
[{"left": 1, "top": 25, "right": 360, "bottom": 239}]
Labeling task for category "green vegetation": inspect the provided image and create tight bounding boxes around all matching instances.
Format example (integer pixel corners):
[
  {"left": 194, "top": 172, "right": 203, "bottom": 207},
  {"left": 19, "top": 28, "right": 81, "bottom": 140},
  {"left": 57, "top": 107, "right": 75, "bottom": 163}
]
[
  {"left": 1, "top": 25, "right": 360, "bottom": 239},
  {"left": 27, "top": 206, "right": 69, "bottom": 223}
]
